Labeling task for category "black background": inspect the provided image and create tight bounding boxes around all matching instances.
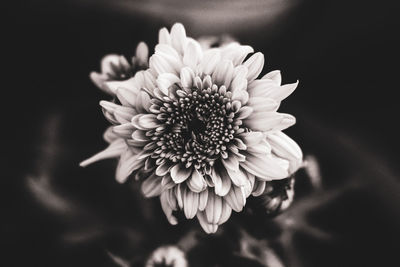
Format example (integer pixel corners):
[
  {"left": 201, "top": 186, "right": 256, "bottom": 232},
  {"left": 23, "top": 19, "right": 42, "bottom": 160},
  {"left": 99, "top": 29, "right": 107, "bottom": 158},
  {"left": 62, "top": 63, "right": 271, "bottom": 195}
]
[{"left": 4, "top": 0, "right": 400, "bottom": 266}]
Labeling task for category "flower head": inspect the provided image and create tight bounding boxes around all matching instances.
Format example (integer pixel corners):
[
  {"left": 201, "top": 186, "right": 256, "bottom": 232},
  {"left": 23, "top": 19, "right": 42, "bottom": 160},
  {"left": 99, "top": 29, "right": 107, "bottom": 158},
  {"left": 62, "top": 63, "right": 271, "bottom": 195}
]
[
  {"left": 81, "top": 23, "right": 303, "bottom": 233},
  {"left": 89, "top": 42, "right": 149, "bottom": 95}
]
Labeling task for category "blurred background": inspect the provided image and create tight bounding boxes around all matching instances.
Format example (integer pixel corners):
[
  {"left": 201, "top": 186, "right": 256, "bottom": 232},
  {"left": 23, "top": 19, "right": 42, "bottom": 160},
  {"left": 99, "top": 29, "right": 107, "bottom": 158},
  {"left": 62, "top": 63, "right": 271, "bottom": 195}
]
[{"left": 4, "top": 0, "right": 400, "bottom": 266}]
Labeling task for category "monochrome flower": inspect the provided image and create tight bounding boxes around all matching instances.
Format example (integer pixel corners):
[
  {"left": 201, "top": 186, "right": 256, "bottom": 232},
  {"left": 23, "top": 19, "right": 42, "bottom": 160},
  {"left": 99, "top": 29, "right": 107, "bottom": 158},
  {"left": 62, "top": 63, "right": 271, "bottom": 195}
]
[
  {"left": 146, "top": 245, "right": 187, "bottom": 267},
  {"left": 89, "top": 42, "right": 149, "bottom": 95},
  {"left": 81, "top": 23, "right": 303, "bottom": 233}
]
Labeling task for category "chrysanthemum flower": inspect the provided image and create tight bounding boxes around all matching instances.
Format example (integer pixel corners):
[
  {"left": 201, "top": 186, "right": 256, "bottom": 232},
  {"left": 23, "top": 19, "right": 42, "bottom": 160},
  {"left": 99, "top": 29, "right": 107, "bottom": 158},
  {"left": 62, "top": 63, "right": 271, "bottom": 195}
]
[
  {"left": 89, "top": 42, "right": 149, "bottom": 95},
  {"left": 81, "top": 23, "right": 303, "bottom": 233}
]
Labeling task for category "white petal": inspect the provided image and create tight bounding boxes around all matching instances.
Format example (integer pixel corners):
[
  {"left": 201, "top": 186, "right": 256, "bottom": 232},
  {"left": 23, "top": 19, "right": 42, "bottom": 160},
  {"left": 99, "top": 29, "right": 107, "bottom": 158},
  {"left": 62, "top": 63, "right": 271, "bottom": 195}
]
[
  {"left": 80, "top": 139, "right": 126, "bottom": 167},
  {"left": 166, "top": 188, "right": 178, "bottom": 209},
  {"left": 143, "top": 70, "right": 157, "bottom": 92},
  {"left": 103, "top": 126, "right": 119, "bottom": 143},
  {"left": 225, "top": 167, "right": 248, "bottom": 187},
  {"left": 221, "top": 155, "right": 239, "bottom": 171},
  {"left": 183, "top": 40, "right": 203, "bottom": 69},
  {"left": 198, "top": 189, "right": 209, "bottom": 211},
  {"left": 252, "top": 180, "right": 266, "bottom": 196},
  {"left": 221, "top": 43, "right": 254, "bottom": 66},
  {"left": 243, "top": 171, "right": 255, "bottom": 198},
  {"left": 162, "top": 175, "right": 176, "bottom": 191},
  {"left": 247, "top": 97, "right": 279, "bottom": 113},
  {"left": 170, "top": 23, "right": 187, "bottom": 54},
  {"left": 231, "top": 80, "right": 249, "bottom": 104},
  {"left": 218, "top": 200, "right": 232, "bottom": 225},
  {"left": 205, "top": 193, "right": 223, "bottom": 224},
  {"left": 230, "top": 65, "right": 248, "bottom": 98},
  {"left": 155, "top": 44, "right": 180, "bottom": 62},
  {"left": 212, "top": 60, "right": 234, "bottom": 88},
  {"left": 149, "top": 54, "right": 178, "bottom": 76},
  {"left": 116, "top": 87, "right": 137, "bottom": 107},
  {"left": 131, "top": 114, "right": 160, "bottom": 130},
  {"left": 243, "top": 52, "right": 264, "bottom": 82},
  {"left": 112, "top": 123, "right": 135, "bottom": 139},
  {"left": 105, "top": 77, "right": 138, "bottom": 95},
  {"left": 267, "top": 132, "right": 303, "bottom": 173},
  {"left": 198, "top": 49, "right": 221, "bottom": 75},
  {"left": 187, "top": 169, "right": 207, "bottom": 193},
  {"left": 89, "top": 72, "right": 109, "bottom": 93},
  {"left": 175, "top": 185, "right": 184, "bottom": 209},
  {"left": 245, "top": 112, "right": 296, "bottom": 132},
  {"left": 231, "top": 65, "right": 248, "bottom": 84},
  {"left": 239, "top": 131, "right": 264, "bottom": 147},
  {"left": 135, "top": 42, "right": 149, "bottom": 65},
  {"left": 180, "top": 67, "right": 195, "bottom": 89},
  {"left": 212, "top": 169, "right": 231, "bottom": 197},
  {"left": 158, "top": 27, "right": 171, "bottom": 45},
  {"left": 202, "top": 75, "right": 212, "bottom": 89},
  {"left": 161, "top": 192, "right": 178, "bottom": 225},
  {"left": 115, "top": 149, "right": 145, "bottom": 183},
  {"left": 100, "top": 101, "right": 136, "bottom": 124},
  {"left": 157, "top": 73, "right": 180, "bottom": 95},
  {"left": 197, "top": 211, "right": 218, "bottom": 234},
  {"left": 135, "top": 90, "right": 151, "bottom": 113},
  {"left": 246, "top": 139, "right": 271, "bottom": 155},
  {"left": 267, "top": 81, "right": 299, "bottom": 102},
  {"left": 183, "top": 188, "right": 199, "bottom": 219},
  {"left": 141, "top": 174, "right": 162, "bottom": 197},
  {"left": 241, "top": 154, "right": 289, "bottom": 180},
  {"left": 224, "top": 185, "right": 246, "bottom": 212},
  {"left": 262, "top": 70, "right": 281, "bottom": 85},
  {"left": 156, "top": 161, "right": 173, "bottom": 176},
  {"left": 128, "top": 130, "right": 149, "bottom": 147},
  {"left": 236, "top": 106, "right": 253, "bottom": 120},
  {"left": 247, "top": 79, "right": 277, "bottom": 98},
  {"left": 170, "top": 164, "right": 192, "bottom": 183}
]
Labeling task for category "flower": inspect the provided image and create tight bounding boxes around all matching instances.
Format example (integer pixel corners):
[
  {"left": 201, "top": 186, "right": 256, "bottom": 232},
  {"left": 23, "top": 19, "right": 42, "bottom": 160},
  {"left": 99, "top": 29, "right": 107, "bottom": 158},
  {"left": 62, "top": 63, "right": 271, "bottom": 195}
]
[
  {"left": 81, "top": 23, "right": 303, "bottom": 233},
  {"left": 89, "top": 42, "right": 149, "bottom": 95},
  {"left": 146, "top": 245, "right": 187, "bottom": 267}
]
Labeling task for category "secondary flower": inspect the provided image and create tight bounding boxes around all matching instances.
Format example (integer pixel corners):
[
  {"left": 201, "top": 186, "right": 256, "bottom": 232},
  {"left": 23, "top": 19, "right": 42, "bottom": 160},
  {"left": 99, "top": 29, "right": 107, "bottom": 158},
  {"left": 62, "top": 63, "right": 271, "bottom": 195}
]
[
  {"left": 89, "top": 42, "right": 149, "bottom": 95},
  {"left": 81, "top": 23, "right": 303, "bottom": 233}
]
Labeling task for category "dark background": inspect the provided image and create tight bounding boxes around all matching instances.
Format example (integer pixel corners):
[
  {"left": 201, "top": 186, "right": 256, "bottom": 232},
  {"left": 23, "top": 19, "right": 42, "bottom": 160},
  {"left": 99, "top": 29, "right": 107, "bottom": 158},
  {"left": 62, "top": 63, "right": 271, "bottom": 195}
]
[{"left": 4, "top": 0, "right": 400, "bottom": 266}]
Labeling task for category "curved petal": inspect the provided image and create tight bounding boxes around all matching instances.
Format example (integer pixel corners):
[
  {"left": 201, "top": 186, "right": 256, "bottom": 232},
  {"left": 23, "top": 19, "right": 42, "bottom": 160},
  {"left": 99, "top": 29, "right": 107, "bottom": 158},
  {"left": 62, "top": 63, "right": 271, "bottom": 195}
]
[
  {"left": 245, "top": 112, "right": 296, "bottom": 132},
  {"left": 205, "top": 193, "right": 223, "bottom": 224},
  {"left": 170, "top": 164, "right": 192, "bottom": 183},
  {"left": 170, "top": 23, "right": 187, "bottom": 54},
  {"left": 197, "top": 211, "right": 218, "bottom": 234},
  {"left": 212, "top": 60, "right": 234, "bottom": 88},
  {"left": 218, "top": 200, "right": 232, "bottom": 224},
  {"left": 262, "top": 70, "right": 281, "bottom": 85},
  {"left": 115, "top": 148, "right": 146, "bottom": 183},
  {"left": 224, "top": 185, "right": 246, "bottom": 212},
  {"left": 211, "top": 168, "right": 231, "bottom": 197},
  {"left": 243, "top": 52, "right": 264, "bottom": 82},
  {"left": 80, "top": 139, "right": 126, "bottom": 167},
  {"left": 183, "top": 187, "right": 199, "bottom": 219},
  {"left": 198, "top": 188, "right": 209, "bottom": 211},
  {"left": 161, "top": 191, "right": 178, "bottom": 225},
  {"left": 198, "top": 49, "right": 221, "bottom": 75},
  {"left": 187, "top": 169, "right": 207, "bottom": 193},
  {"left": 183, "top": 40, "right": 203, "bottom": 69},
  {"left": 141, "top": 174, "right": 162, "bottom": 197},
  {"left": 241, "top": 154, "right": 289, "bottom": 181}
]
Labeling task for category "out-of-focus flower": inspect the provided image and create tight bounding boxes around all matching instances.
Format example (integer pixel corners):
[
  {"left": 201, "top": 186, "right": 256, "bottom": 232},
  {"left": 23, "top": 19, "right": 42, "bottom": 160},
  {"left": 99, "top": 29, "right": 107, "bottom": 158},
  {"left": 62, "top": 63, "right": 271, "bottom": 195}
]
[
  {"left": 146, "top": 245, "right": 188, "bottom": 267},
  {"left": 260, "top": 177, "right": 295, "bottom": 215},
  {"left": 89, "top": 42, "right": 149, "bottom": 94},
  {"left": 81, "top": 23, "right": 302, "bottom": 233}
]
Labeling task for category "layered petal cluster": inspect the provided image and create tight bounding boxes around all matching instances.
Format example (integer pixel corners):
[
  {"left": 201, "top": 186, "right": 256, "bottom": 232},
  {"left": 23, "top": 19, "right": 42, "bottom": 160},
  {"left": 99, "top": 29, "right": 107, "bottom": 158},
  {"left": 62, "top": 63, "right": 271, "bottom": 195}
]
[{"left": 81, "top": 23, "right": 303, "bottom": 233}]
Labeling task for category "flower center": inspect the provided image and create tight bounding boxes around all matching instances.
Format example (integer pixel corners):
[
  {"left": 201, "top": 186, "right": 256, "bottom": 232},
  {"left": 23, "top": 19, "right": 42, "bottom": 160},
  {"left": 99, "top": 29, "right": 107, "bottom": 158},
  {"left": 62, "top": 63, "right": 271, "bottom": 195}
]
[
  {"left": 150, "top": 81, "right": 242, "bottom": 171},
  {"left": 183, "top": 116, "right": 206, "bottom": 142}
]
